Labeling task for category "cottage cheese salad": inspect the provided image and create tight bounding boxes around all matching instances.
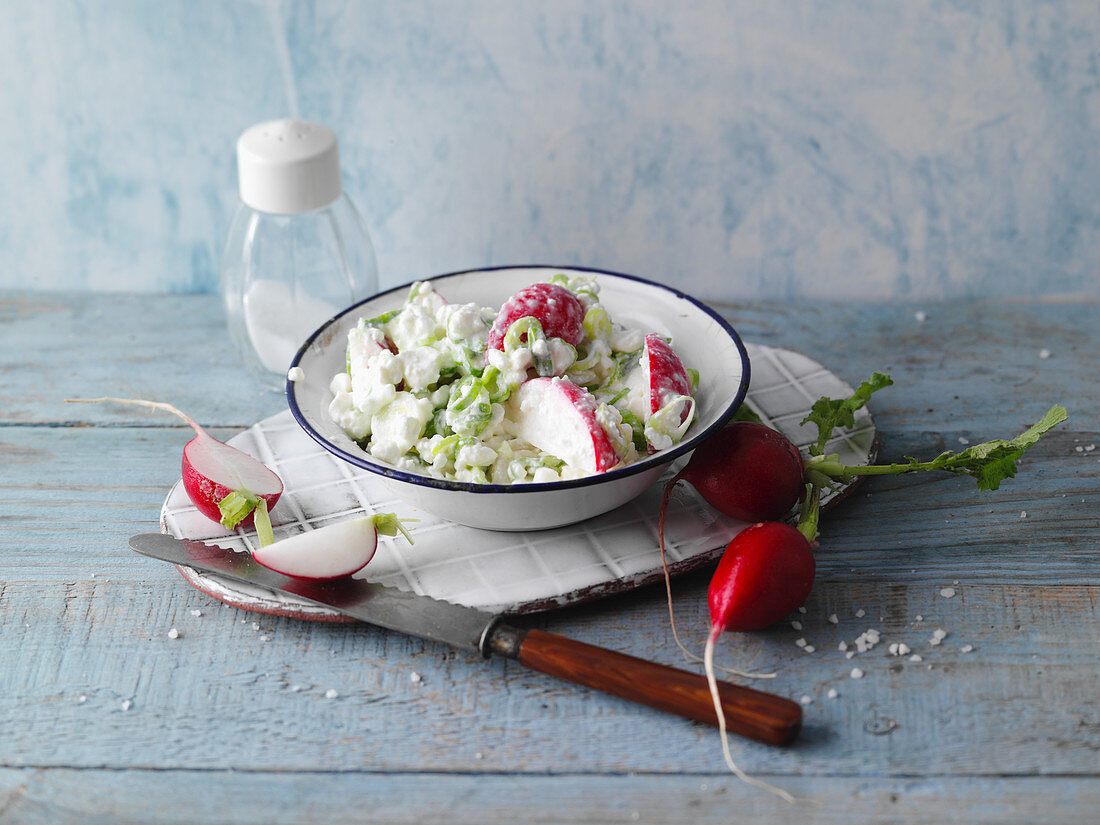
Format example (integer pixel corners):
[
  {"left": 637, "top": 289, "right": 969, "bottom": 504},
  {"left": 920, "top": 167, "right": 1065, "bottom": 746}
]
[{"left": 327, "top": 274, "right": 698, "bottom": 484}]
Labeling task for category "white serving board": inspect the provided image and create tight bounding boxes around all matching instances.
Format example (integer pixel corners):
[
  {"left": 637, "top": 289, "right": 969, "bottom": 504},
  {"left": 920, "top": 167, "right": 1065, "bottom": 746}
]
[{"left": 161, "top": 343, "right": 876, "bottom": 617}]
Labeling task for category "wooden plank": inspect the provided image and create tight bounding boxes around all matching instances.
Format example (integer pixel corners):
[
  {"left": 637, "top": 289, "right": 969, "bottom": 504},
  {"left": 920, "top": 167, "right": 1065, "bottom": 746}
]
[
  {"left": 2, "top": 573, "right": 1097, "bottom": 775},
  {"left": 2, "top": 426, "right": 1096, "bottom": 583},
  {"left": 1, "top": 769, "right": 1097, "bottom": 825}
]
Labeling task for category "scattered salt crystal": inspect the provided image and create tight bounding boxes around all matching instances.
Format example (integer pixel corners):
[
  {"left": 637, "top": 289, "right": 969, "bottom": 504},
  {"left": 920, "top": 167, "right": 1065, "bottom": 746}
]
[
  {"left": 290, "top": 685, "right": 302, "bottom": 692},
  {"left": 846, "top": 651, "right": 855, "bottom": 659},
  {"left": 939, "top": 587, "right": 956, "bottom": 598},
  {"left": 914, "top": 311, "right": 927, "bottom": 323},
  {"left": 324, "top": 689, "right": 339, "bottom": 699},
  {"left": 410, "top": 671, "right": 422, "bottom": 683},
  {"left": 915, "top": 615, "right": 924, "bottom": 623},
  {"left": 889, "top": 643, "right": 899, "bottom": 655},
  {"left": 798, "top": 607, "right": 807, "bottom": 614},
  {"left": 1020, "top": 511, "right": 1028, "bottom": 518},
  {"left": 909, "top": 654, "right": 923, "bottom": 663},
  {"left": 800, "top": 695, "right": 813, "bottom": 705},
  {"left": 897, "top": 643, "right": 911, "bottom": 656},
  {"left": 1086, "top": 444, "right": 1096, "bottom": 452},
  {"left": 958, "top": 436, "right": 970, "bottom": 445},
  {"left": 960, "top": 645, "right": 974, "bottom": 653},
  {"left": 827, "top": 688, "right": 839, "bottom": 699},
  {"left": 251, "top": 622, "right": 260, "bottom": 631},
  {"left": 791, "top": 621, "right": 802, "bottom": 631},
  {"left": 259, "top": 635, "right": 270, "bottom": 642},
  {"left": 838, "top": 641, "right": 848, "bottom": 651},
  {"left": 167, "top": 628, "right": 179, "bottom": 639},
  {"left": 850, "top": 668, "right": 864, "bottom": 679},
  {"left": 121, "top": 700, "right": 132, "bottom": 711},
  {"left": 795, "top": 638, "right": 807, "bottom": 648},
  {"left": 828, "top": 614, "right": 839, "bottom": 625},
  {"left": 855, "top": 609, "right": 866, "bottom": 618},
  {"left": 1039, "top": 348, "right": 1051, "bottom": 359},
  {"left": 90, "top": 573, "right": 96, "bottom": 579},
  {"left": 287, "top": 366, "right": 306, "bottom": 382},
  {"left": 190, "top": 609, "right": 202, "bottom": 617},
  {"left": 1075, "top": 446, "right": 1083, "bottom": 453},
  {"left": 78, "top": 695, "right": 87, "bottom": 704},
  {"left": 804, "top": 645, "right": 815, "bottom": 654},
  {"left": 475, "top": 752, "right": 484, "bottom": 760}
]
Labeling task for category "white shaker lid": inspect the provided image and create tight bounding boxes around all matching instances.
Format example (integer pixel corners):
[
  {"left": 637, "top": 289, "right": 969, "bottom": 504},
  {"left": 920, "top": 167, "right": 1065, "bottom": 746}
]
[{"left": 236, "top": 119, "right": 343, "bottom": 214}]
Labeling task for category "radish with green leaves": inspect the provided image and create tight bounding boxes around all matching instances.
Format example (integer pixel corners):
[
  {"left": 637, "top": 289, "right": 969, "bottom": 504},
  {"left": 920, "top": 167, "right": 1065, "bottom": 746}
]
[
  {"left": 673, "top": 380, "right": 1067, "bottom": 799},
  {"left": 252, "top": 514, "right": 412, "bottom": 580},
  {"left": 66, "top": 397, "right": 282, "bottom": 544}
]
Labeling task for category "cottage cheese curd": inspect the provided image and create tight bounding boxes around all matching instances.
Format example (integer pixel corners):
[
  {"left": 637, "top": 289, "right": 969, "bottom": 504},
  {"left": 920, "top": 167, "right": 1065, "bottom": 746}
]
[{"left": 328, "top": 274, "right": 697, "bottom": 484}]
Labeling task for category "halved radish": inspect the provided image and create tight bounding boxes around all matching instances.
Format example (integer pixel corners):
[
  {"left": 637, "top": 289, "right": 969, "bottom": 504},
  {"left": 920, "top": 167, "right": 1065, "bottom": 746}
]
[
  {"left": 251, "top": 513, "right": 411, "bottom": 580},
  {"left": 486, "top": 282, "right": 586, "bottom": 350},
  {"left": 506, "top": 377, "right": 623, "bottom": 473},
  {"left": 66, "top": 398, "right": 282, "bottom": 538}
]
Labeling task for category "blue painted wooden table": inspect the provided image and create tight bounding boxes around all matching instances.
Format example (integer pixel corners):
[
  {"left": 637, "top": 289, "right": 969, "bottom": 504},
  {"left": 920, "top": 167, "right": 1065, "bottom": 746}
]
[{"left": 2, "top": 292, "right": 1098, "bottom": 824}]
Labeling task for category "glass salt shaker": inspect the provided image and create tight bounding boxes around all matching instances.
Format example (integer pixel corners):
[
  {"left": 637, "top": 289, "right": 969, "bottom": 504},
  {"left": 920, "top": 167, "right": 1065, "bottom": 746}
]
[{"left": 221, "top": 119, "right": 378, "bottom": 386}]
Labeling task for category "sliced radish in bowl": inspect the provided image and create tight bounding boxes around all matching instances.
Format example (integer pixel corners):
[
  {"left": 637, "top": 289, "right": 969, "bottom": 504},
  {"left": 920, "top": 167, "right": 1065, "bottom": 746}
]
[{"left": 506, "top": 377, "right": 625, "bottom": 473}]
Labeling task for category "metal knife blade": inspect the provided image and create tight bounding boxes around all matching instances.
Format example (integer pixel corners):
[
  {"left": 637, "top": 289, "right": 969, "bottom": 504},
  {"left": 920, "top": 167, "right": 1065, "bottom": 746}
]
[{"left": 129, "top": 533, "right": 499, "bottom": 655}]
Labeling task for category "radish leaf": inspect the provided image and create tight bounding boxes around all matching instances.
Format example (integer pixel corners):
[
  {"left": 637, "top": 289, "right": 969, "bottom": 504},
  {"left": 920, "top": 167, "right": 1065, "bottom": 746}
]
[{"left": 802, "top": 372, "right": 893, "bottom": 455}]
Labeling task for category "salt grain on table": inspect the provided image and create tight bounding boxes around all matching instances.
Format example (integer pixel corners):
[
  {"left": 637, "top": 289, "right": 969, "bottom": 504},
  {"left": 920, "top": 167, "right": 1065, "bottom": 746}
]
[
  {"left": 939, "top": 587, "right": 956, "bottom": 598},
  {"left": 851, "top": 668, "right": 864, "bottom": 679},
  {"left": 827, "top": 688, "right": 839, "bottom": 699}
]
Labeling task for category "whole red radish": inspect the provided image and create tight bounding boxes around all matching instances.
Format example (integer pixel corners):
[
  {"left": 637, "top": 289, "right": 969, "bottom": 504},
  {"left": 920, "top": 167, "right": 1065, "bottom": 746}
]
[
  {"left": 486, "top": 282, "right": 586, "bottom": 350},
  {"left": 700, "top": 521, "right": 813, "bottom": 802},
  {"left": 707, "top": 521, "right": 816, "bottom": 634},
  {"left": 669, "top": 421, "right": 804, "bottom": 524},
  {"left": 67, "top": 397, "right": 282, "bottom": 532}
]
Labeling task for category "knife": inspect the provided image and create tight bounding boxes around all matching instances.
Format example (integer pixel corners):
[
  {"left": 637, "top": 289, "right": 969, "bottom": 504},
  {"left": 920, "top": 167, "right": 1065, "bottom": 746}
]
[{"left": 130, "top": 532, "right": 801, "bottom": 746}]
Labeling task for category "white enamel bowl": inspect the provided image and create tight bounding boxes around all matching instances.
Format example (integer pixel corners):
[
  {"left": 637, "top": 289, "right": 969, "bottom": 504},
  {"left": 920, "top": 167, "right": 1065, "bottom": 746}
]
[{"left": 286, "top": 265, "right": 750, "bottom": 531}]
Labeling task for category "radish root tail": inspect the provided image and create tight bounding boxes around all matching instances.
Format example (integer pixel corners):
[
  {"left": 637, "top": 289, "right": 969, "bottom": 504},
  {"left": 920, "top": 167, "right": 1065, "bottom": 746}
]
[
  {"left": 704, "top": 631, "right": 796, "bottom": 804},
  {"left": 659, "top": 481, "right": 775, "bottom": 680},
  {"left": 66, "top": 397, "right": 204, "bottom": 435}
]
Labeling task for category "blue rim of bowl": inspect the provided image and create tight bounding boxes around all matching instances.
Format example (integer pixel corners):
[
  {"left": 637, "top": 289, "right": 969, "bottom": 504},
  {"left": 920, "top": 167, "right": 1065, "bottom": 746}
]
[{"left": 286, "top": 264, "right": 751, "bottom": 495}]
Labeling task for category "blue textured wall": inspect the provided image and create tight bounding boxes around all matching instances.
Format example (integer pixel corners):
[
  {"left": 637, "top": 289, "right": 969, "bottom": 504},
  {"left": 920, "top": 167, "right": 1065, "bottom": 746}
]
[{"left": 2, "top": 1, "right": 1098, "bottom": 301}]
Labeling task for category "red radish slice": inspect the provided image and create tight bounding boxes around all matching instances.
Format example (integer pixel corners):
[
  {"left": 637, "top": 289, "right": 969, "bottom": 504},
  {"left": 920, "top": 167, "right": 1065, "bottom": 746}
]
[
  {"left": 251, "top": 514, "right": 411, "bottom": 581},
  {"left": 66, "top": 397, "right": 282, "bottom": 531},
  {"left": 506, "top": 378, "right": 623, "bottom": 473},
  {"left": 486, "top": 282, "right": 585, "bottom": 350},
  {"left": 642, "top": 333, "right": 692, "bottom": 421}
]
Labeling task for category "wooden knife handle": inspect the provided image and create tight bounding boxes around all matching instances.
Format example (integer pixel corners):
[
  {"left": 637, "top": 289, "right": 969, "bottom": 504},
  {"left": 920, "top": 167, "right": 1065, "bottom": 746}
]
[{"left": 489, "top": 626, "right": 801, "bottom": 747}]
